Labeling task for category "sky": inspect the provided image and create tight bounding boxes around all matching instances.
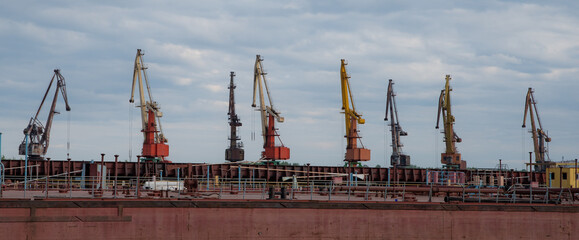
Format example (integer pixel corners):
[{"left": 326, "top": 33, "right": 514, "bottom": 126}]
[{"left": 1, "top": 0, "right": 579, "bottom": 170}]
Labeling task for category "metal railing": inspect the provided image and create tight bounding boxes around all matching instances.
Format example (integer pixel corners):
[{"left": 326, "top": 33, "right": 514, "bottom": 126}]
[{"left": 0, "top": 174, "right": 576, "bottom": 204}]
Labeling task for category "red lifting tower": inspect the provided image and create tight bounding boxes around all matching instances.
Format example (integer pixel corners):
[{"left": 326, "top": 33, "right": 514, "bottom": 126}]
[
  {"left": 252, "top": 55, "right": 290, "bottom": 161},
  {"left": 130, "top": 49, "right": 170, "bottom": 163}
]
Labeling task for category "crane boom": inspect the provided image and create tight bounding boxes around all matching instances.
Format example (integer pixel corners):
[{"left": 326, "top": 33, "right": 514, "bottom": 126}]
[
  {"left": 435, "top": 75, "right": 464, "bottom": 169},
  {"left": 385, "top": 79, "right": 409, "bottom": 167},
  {"left": 522, "top": 87, "right": 551, "bottom": 172},
  {"left": 340, "top": 59, "right": 370, "bottom": 166},
  {"left": 19, "top": 69, "right": 71, "bottom": 160},
  {"left": 225, "top": 71, "right": 244, "bottom": 162},
  {"left": 129, "top": 49, "right": 169, "bottom": 163},
  {"left": 252, "top": 55, "right": 290, "bottom": 161}
]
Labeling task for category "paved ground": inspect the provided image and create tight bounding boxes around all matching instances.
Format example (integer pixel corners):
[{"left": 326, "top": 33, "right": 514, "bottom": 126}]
[
  {"left": 0, "top": 188, "right": 448, "bottom": 203},
  {"left": 1, "top": 183, "right": 576, "bottom": 204}
]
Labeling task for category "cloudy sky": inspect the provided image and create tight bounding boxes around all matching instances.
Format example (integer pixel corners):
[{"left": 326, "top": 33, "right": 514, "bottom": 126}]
[{"left": 1, "top": 0, "right": 578, "bottom": 170}]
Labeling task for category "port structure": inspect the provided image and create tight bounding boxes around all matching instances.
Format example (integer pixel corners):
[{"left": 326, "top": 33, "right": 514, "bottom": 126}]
[
  {"left": 436, "top": 75, "right": 465, "bottom": 169},
  {"left": 130, "top": 49, "right": 170, "bottom": 163},
  {"left": 384, "top": 79, "right": 410, "bottom": 167},
  {"left": 340, "top": 59, "right": 370, "bottom": 166},
  {"left": 225, "top": 71, "right": 244, "bottom": 162},
  {"left": 522, "top": 88, "right": 552, "bottom": 172},
  {"left": 19, "top": 69, "right": 71, "bottom": 160},
  {"left": 252, "top": 55, "right": 290, "bottom": 161}
]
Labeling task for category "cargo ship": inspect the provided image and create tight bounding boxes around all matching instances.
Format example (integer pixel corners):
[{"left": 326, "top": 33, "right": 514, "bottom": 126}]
[{"left": 1, "top": 52, "right": 578, "bottom": 239}]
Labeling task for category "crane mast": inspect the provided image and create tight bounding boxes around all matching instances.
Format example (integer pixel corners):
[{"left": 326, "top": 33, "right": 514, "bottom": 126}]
[
  {"left": 19, "top": 69, "right": 71, "bottom": 160},
  {"left": 129, "top": 49, "right": 169, "bottom": 163},
  {"left": 252, "top": 55, "right": 290, "bottom": 161},
  {"left": 385, "top": 79, "right": 410, "bottom": 167},
  {"left": 225, "top": 71, "right": 244, "bottom": 162},
  {"left": 522, "top": 87, "right": 551, "bottom": 172},
  {"left": 436, "top": 75, "right": 465, "bottom": 169},
  {"left": 340, "top": 59, "right": 370, "bottom": 166}
]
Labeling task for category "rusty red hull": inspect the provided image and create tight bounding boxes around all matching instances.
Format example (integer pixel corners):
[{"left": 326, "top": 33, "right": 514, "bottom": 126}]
[
  {"left": 1, "top": 159, "right": 547, "bottom": 185},
  {"left": 0, "top": 199, "right": 577, "bottom": 239}
]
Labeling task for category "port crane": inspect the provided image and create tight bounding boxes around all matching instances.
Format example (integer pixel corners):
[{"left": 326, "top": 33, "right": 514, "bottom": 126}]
[
  {"left": 19, "top": 69, "right": 71, "bottom": 160},
  {"left": 436, "top": 75, "right": 465, "bottom": 169},
  {"left": 340, "top": 59, "right": 370, "bottom": 166},
  {"left": 252, "top": 55, "right": 290, "bottom": 161},
  {"left": 130, "top": 49, "right": 169, "bottom": 163},
  {"left": 384, "top": 79, "right": 410, "bottom": 167},
  {"left": 226, "top": 71, "right": 244, "bottom": 162},
  {"left": 522, "top": 88, "right": 551, "bottom": 172}
]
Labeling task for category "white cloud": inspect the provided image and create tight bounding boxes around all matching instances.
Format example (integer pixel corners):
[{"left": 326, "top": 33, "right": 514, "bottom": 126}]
[
  {"left": 0, "top": 1, "right": 578, "bottom": 170},
  {"left": 202, "top": 84, "right": 224, "bottom": 93},
  {"left": 175, "top": 77, "right": 194, "bottom": 86}
]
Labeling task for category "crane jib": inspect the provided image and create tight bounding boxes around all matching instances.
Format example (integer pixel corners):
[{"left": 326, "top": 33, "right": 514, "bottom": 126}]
[{"left": 19, "top": 69, "right": 71, "bottom": 159}]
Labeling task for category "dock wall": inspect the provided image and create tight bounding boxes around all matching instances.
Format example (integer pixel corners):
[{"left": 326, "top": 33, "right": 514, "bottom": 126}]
[{"left": 0, "top": 200, "right": 576, "bottom": 239}]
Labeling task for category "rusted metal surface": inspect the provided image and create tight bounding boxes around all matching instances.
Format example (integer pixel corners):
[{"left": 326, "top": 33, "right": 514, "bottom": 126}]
[
  {"left": 0, "top": 199, "right": 577, "bottom": 239},
  {"left": 337, "top": 185, "right": 505, "bottom": 194},
  {"left": 1, "top": 159, "right": 546, "bottom": 184}
]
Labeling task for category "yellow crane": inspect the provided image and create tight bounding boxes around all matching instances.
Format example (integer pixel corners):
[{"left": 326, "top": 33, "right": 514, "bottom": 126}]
[
  {"left": 340, "top": 59, "right": 370, "bottom": 166},
  {"left": 436, "top": 75, "right": 464, "bottom": 169},
  {"left": 522, "top": 88, "right": 551, "bottom": 172}
]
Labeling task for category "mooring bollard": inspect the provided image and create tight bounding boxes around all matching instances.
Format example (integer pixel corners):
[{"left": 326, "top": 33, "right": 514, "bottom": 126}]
[{"left": 267, "top": 187, "right": 287, "bottom": 200}]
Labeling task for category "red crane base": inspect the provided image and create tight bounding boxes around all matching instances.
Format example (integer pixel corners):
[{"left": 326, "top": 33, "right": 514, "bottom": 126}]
[
  {"left": 143, "top": 143, "right": 169, "bottom": 159},
  {"left": 441, "top": 153, "right": 461, "bottom": 164},
  {"left": 441, "top": 153, "right": 465, "bottom": 169},
  {"left": 345, "top": 148, "right": 371, "bottom": 162},
  {"left": 263, "top": 146, "right": 290, "bottom": 160}
]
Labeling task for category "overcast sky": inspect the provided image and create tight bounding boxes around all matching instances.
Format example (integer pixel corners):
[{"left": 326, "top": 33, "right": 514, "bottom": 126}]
[{"left": 1, "top": 1, "right": 578, "bottom": 170}]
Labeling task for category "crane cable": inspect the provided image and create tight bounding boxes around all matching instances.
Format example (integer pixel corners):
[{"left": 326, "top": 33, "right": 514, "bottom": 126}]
[
  {"left": 384, "top": 120, "right": 387, "bottom": 167},
  {"left": 341, "top": 113, "right": 345, "bottom": 161},
  {"left": 545, "top": 130, "right": 551, "bottom": 162},
  {"left": 521, "top": 126, "right": 526, "bottom": 169},
  {"left": 251, "top": 108, "right": 255, "bottom": 141},
  {"left": 434, "top": 127, "right": 439, "bottom": 168},
  {"left": 129, "top": 101, "right": 133, "bottom": 162},
  {"left": 67, "top": 110, "right": 71, "bottom": 159}
]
